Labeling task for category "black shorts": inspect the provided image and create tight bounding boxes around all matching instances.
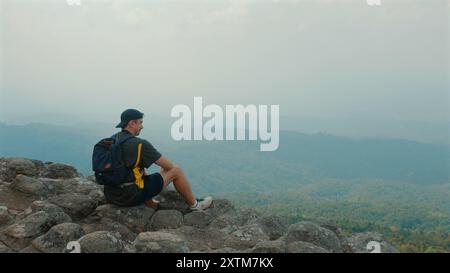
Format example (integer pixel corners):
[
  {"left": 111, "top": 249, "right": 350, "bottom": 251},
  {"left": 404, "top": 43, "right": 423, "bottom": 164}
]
[{"left": 104, "top": 173, "right": 164, "bottom": 207}]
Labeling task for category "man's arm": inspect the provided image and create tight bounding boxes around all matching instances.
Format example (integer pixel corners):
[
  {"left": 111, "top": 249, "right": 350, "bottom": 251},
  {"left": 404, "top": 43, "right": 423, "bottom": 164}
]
[{"left": 155, "top": 156, "right": 174, "bottom": 171}]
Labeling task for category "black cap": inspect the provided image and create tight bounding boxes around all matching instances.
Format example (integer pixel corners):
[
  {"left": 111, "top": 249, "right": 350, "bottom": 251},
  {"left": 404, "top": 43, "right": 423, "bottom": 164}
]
[{"left": 115, "top": 109, "right": 144, "bottom": 128}]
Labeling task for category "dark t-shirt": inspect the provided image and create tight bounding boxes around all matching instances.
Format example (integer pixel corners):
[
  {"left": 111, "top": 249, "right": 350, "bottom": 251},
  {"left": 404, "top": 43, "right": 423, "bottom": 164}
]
[
  {"left": 118, "top": 130, "right": 162, "bottom": 169},
  {"left": 103, "top": 130, "right": 162, "bottom": 206}
]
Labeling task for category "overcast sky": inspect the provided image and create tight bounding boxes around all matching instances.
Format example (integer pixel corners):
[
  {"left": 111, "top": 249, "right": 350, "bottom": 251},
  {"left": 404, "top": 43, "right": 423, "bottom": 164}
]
[{"left": 0, "top": 0, "right": 449, "bottom": 127}]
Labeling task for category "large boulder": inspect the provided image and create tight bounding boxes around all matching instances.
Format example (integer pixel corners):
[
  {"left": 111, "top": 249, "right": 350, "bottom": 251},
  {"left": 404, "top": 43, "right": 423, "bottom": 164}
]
[
  {"left": 209, "top": 208, "right": 260, "bottom": 232},
  {"left": 80, "top": 217, "right": 137, "bottom": 242},
  {"left": 78, "top": 231, "right": 124, "bottom": 253},
  {"left": 285, "top": 221, "right": 342, "bottom": 253},
  {"left": 0, "top": 185, "right": 39, "bottom": 211},
  {"left": 94, "top": 204, "right": 155, "bottom": 233},
  {"left": 32, "top": 223, "right": 85, "bottom": 253},
  {"left": 39, "top": 177, "right": 105, "bottom": 205},
  {"left": 158, "top": 189, "right": 190, "bottom": 214},
  {"left": 0, "top": 210, "right": 71, "bottom": 250},
  {"left": 132, "top": 231, "right": 189, "bottom": 253},
  {"left": 0, "top": 158, "right": 38, "bottom": 181},
  {"left": 252, "top": 215, "right": 287, "bottom": 240},
  {"left": 169, "top": 226, "right": 228, "bottom": 252},
  {"left": 224, "top": 223, "right": 270, "bottom": 250},
  {"left": 183, "top": 211, "right": 213, "bottom": 228},
  {"left": 206, "top": 199, "right": 235, "bottom": 218},
  {"left": 148, "top": 210, "right": 184, "bottom": 230},
  {"left": 37, "top": 177, "right": 79, "bottom": 196},
  {"left": 10, "top": 175, "right": 50, "bottom": 197},
  {"left": 30, "top": 201, "right": 73, "bottom": 223},
  {"left": 43, "top": 163, "right": 78, "bottom": 179},
  {"left": 48, "top": 193, "right": 98, "bottom": 221}
]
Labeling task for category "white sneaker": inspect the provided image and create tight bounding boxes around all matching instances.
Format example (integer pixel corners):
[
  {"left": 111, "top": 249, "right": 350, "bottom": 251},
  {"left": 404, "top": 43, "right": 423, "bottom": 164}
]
[{"left": 190, "top": 196, "right": 213, "bottom": 211}]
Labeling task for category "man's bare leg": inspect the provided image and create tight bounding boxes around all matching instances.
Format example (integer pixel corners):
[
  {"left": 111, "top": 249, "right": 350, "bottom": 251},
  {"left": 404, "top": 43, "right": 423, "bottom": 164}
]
[{"left": 159, "top": 166, "right": 196, "bottom": 206}]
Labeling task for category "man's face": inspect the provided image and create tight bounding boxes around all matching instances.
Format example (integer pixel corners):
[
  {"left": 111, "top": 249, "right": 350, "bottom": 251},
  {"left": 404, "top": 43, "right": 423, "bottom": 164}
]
[{"left": 130, "top": 119, "right": 144, "bottom": 136}]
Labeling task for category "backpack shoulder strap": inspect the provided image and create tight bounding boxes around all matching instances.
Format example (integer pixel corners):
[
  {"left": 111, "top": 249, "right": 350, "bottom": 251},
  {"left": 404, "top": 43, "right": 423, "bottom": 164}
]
[
  {"left": 118, "top": 134, "right": 135, "bottom": 144},
  {"left": 133, "top": 140, "right": 144, "bottom": 189},
  {"left": 111, "top": 132, "right": 135, "bottom": 145}
]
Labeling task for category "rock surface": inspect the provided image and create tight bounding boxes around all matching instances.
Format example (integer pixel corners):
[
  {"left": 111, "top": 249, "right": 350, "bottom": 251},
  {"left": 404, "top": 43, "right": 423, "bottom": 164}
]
[{"left": 0, "top": 157, "right": 399, "bottom": 253}]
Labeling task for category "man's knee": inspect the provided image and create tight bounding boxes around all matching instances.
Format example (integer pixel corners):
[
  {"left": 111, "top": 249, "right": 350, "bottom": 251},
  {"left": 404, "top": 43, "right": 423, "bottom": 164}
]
[{"left": 160, "top": 166, "right": 180, "bottom": 185}]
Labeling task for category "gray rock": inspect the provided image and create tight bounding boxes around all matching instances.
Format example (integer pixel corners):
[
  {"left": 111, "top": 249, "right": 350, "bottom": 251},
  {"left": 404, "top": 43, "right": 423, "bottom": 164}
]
[
  {"left": 285, "top": 221, "right": 342, "bottom": 253},
  {"left": 86, "top": 175, "right": 96, "bottom": 183},
  {"left": 78, "top": 231, "right": 124, "bottom": 253},
  {"left": 29, "top": 201, "right": 73, "bottom": 224},
  {"left": 252, "top": 240, "right": 286, "bottom": 253},
  {"left": 94, "top": 204, "right": 155, "bottom": 233},
  {"left": 253, "top": 215, "right": 287, "bottom": 240},
  {"left": 317, "top": 220, "right": 343, "bottom": 239},
  {"left": 43, "top": 163, "right": 78, "bottom": 179},
  {"left": 0, "top": 210, "right": 71, "bottom": 250},
  {"left": 38, "top": 177, "right": 78, "bottom": 195},
  {"left": 19, "top": 244, "right": 42, "bottom": 253},
  {"left": 208, "top": 214, "right": 232, "bottom": 230},
  {"left": 87, "top": 189, "right": 106, "bottom": 205},
  {"left": 148, "top": 210, "right": 183, "bottom": 230},
  {"left": 232, "top": 224, "right": 269, "bottom": 242},
  {"left": 32, "top": 223, "right": 85, "bottom": 253},
  {"left": 170, "top": 226, "right": 228, "bottom": 252},
  {"left": 48, "top": 193, "right": 97, "bottom": 221},
  {"left": 80, "top": 218, "right": 137, "bottom": 242},
  {"left": 209, "top": 208, "right": 259, "bottom": 232},
  {"left": 10, "top": 175, "right": 50, "bottom": 197},
  {"left": 71, "top": 177, "right": 102, "bottom": 192},
  {"left": 133, "top": 231, "right": 189, "bottom": 253},
  {"left": 158, "top": 190, "right": 190, "bottom": 214},
  {"left": 224, "top": 224, "right": 270, "bottom": 250},
  {"left": 30, "top": 159, "right": 47, "bottom": 177},
  {"left": 0, "top": 158, "right": 37, "bottom": 181},
  {"left": 344, "top": 232, "right": 399, "bottom": 253},
  {"left": 0, "top": 241, "right": 14, "bottom": 253},
  {"left": 0, "top": 183, "right": 37, "bottom": 211},
  {"left": 0, "top": 157, "right": 401, "bottom": 254},
  {"left": 31, "top": 200, "right": 65, "bottom": 215},
  {"left": 39, "top": 177, "right": 105, "bottom": 204},
  {"left": 286, "top": 241, "right": 330, "bottom": 253},
  {"left": 234, "top": 208, "right": 260, "bottom": 226},
  {"left": 0, "top": 205, "right": 12, "bottom": 227},
  {"left": 206, "top": 199, "right": 235, "bottom": 218},
  {"left": 184, "top": 211, "right": 212, "bottom": 228}
]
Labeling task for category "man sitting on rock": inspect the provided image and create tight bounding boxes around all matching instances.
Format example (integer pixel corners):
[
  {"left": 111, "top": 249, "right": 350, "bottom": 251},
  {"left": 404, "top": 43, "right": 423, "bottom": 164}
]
[{"left": 103, "top": 109, "right": 213, "bottom": 211}]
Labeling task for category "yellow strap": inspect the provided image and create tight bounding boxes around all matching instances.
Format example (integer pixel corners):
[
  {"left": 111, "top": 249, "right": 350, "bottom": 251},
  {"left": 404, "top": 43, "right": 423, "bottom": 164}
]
[{"left": 133, "top": 143, "right": 144, "bottom": 189}]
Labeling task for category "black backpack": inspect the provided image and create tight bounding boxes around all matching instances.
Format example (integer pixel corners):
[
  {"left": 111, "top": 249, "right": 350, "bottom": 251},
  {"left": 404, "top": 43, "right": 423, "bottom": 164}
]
[{"left": 92, "top": 133, "right": 135, "bottom": 186}]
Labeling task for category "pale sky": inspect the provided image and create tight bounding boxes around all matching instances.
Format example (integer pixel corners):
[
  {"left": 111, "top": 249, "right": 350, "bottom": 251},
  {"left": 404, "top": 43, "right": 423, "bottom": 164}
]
[{"left": 0, "top": 0, "right": 449, "bottom": 127}]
